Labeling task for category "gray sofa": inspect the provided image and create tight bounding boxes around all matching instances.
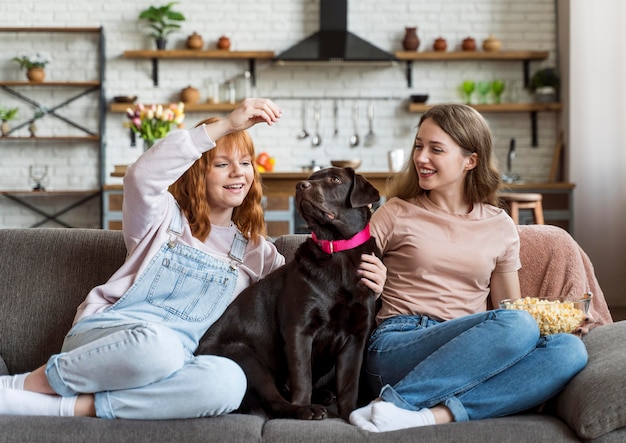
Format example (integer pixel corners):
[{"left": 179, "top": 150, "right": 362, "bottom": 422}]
[{"left": 1, "top": 226, "right": 625, "bottom": 442}]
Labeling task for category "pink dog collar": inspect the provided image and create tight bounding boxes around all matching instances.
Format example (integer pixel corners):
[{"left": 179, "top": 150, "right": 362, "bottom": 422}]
[{"left": 311, "top": 224, "right": 371, "bottom": 254}]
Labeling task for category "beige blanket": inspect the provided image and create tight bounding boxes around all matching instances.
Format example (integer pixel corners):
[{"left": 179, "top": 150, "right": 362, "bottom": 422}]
[{"left": 517, "top": 224, "right": 612, "bottom": 330}]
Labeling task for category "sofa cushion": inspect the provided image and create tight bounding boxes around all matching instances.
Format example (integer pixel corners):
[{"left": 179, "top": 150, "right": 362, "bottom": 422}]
[{"left": 555, "top": 321, "right": 626, "bottom": 439}]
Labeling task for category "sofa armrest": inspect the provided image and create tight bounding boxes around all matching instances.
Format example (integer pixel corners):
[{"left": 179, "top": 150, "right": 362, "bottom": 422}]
[
  {"left": 0, "top": 355, "right": 8, "bottom": 376},
  {"left": 555, "top": 321, "right": 626, "bottom": 439}
]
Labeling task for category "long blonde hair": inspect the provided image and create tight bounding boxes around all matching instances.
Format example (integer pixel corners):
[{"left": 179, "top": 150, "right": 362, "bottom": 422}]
[
  {"left": 169, "top": 117, "right": 266, "bottom": 243},
  {"left": 387, "top": 103, "right": 502, "bottom": 206}
]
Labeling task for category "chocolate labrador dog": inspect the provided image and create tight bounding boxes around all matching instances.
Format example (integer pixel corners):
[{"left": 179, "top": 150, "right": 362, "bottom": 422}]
[{"left": 196, "top": 167, "right": 381, "bottom": 421}]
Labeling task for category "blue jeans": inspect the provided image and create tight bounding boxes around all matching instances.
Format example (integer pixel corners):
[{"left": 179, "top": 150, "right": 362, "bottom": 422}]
[
  {"left": 364, "top": 310, "right": 588, "bottom": 422},
  {"left": 44, "top": 211, "right": 246, "bottom": 419}
]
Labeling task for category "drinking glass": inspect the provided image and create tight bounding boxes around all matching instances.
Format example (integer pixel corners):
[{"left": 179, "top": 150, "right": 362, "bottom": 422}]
[
  {"left": 492, "top": 80, "right": 505, "bottom": 104},
  {"left": 462, "top": 80, "right": 475, "bottom": 104},
  {"left": 477, "top": 81, "right": 492, "bottom": 104},
  {"left": 29, "top": 165, "right": 48, "bottom": 191}
]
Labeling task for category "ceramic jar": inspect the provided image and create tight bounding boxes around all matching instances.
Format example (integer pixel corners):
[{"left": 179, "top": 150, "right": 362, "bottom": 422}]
[
  {"left": 462, "top": 37, "right": 477, "bottom": 51},
  {"left": 26, "top": 67, "right": 45, "bottom": 83},
  {"left": 217, "top": 36, "right": 231, "bottom": 50},
  {"left": 186, "top": 32, "right": 204, "bottom": 50},
  {"left": 402, "top": 27, "right": 420, "bottom": 51},
  {"left": 482, "top": 34, "right": 502, "bottom": 52},
  {"left": 433, "top": 37, "right": 447, "bottom": 52},
  {"left": 180, "top": 85, "right": 200, "bottom": 104}
]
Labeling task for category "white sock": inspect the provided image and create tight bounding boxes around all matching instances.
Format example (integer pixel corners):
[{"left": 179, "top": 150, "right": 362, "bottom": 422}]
[
  {"left": 0, "top": 373, "right": 29, "bottom": 390},
  {"left": 0, "top": 389, "right": 76, "bottom": 416},
  {"left": 371, "top": 400, "right": 436, "bottom": 432},
  {"left": 349, "top": 401, "right": 380, "bottom": 432}
]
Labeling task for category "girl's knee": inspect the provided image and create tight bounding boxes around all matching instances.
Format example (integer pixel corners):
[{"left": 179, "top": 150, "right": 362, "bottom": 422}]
[
  {"left": 195, "top": 356, "right": 247, "bottom": 415},
  {"left": 130, "top": 324, "right": 186, "bottom": 374}
]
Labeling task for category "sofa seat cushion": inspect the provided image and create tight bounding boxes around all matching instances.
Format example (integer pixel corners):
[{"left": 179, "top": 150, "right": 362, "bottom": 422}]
[{"left": 556, "top": 321, "right": 626, "bottom": 439}]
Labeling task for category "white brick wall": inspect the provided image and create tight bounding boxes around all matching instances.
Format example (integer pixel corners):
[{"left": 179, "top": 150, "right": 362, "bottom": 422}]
[{"left": 0, "top": 0, "right": 558, "bottom": 228}]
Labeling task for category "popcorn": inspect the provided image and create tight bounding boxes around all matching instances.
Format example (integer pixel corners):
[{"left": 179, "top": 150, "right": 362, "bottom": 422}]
[{"left": 499, "top": 297, "right": 586, "bottom": 336}]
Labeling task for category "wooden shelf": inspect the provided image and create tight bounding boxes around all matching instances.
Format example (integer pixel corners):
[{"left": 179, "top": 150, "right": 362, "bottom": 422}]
[
  {"left": 395, "top": 50, "right": 549, "bottom": 61},
  {"left": 122, "top": 49, "right": 274, "bottom": 87},
  {"left": 122, "top": 49, "right": 274, "bottom": 60},
  {"left": 0, "top": 81, "right": 100, "bottom": 87},
  {"left": 109, "top": 102, "right": 239, "bottom": 113},
  {"left": 395, "top": 50, "right": 549, "bottom": 88},
  {"left": 0, "top": 136, "right": 100, "bottom": 141},
  {"left": 408, "top": 102, "right": 562, "bottom": 113}
]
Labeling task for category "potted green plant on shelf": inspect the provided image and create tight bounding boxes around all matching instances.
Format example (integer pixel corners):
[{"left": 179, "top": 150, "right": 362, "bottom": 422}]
[
  {"left": 0, "top": 107, "right": 19, "bottom": 136},
  {"left": 138, "top": 2, "right": 186, "bottom": 50},
  {"left": 12, "top": 53, "right": 49, "bottom": 82},
  {"left": 527, "top": 67, "right": 560, "bottom": 103}
]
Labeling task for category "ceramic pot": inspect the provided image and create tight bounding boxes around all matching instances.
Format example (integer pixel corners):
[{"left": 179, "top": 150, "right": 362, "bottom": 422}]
[
  {"left": 186, "top": 32, "right": 204, "bottom": 50},
  {"left": 402, "top": 27, "right": 420, "bottom": 51},
  {"left": 180, "top": 85, "right": 200, "bottom": 104},
  {"left": 462, "top": 37, "right": 476, "bottom": 51},
  {"left": 433, "top": 37, "right": 447, "bottom": 52},
  {"left": 482, "top": 34, "right": 502, "bottom": 52},
  {"left": 217, "top": 36, "right": 231, "bottom": 50},
  {"left": 155, "top": 38, "right": 167, "bottom": 50},
  {"left": 26, "top": 67, "right": 45, "bottom": 83},
  {"left": 1, "top": 121, "right": 10, "bottom": 136}
]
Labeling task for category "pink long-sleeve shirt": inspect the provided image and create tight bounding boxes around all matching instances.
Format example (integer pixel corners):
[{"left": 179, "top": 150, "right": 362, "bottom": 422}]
[{"left": 73, "top": 125, "right": 285, "bottom": 324}]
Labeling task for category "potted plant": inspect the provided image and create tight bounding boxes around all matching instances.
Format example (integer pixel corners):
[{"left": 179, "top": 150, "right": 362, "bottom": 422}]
[
  {"left": 12, "top": 54, "right": 49, "bottom": 82},
  {"left": 0, "top": 107, "right": 19, "bottom": 136},
  {"left": 138, "top": 2, "right": 186, "bottom": 50},
  {"left": 527, "top": 67, "right": 560, "bottom": 103}
]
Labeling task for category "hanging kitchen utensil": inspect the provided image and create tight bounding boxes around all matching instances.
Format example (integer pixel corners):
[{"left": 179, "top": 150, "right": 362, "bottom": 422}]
[
  {"left": 333, "top": 99, "right": 339, "bottom": 137},
  {"left": 311, "top": 102, "right": 322, "bottom": 147},
  {"left": 349, "top": 102, "right": 360, "bottom": 148},
  {"left": 364, "top": 101, "right": 376, "bottom": 147},
  {"left": 297, "top": 101, "right": 309, "bottom": 140}
]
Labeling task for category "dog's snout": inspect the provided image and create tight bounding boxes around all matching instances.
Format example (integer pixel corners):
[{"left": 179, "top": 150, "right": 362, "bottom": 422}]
[{"left": 297, "top": 180, "right": 311, "bottom": 191}]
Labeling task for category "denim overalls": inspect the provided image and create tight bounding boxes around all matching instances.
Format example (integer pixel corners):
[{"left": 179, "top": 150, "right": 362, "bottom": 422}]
[{"left": 44, "top": 209, "right": 247, "bottom": 419}]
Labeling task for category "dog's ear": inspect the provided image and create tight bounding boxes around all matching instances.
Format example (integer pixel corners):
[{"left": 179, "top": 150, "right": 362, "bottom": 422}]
[{"left": 348, "top": 169, "right": 381, "bottom": 208}]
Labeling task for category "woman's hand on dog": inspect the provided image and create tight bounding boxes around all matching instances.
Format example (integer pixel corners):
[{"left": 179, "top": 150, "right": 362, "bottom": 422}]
[{"left": 359, "top": 253, "right": 387, "bottom": 297}]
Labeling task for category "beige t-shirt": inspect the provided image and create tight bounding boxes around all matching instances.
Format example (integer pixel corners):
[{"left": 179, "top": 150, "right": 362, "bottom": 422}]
[{"left": 370, "top": 195, "right": 521, "bottom": 323}]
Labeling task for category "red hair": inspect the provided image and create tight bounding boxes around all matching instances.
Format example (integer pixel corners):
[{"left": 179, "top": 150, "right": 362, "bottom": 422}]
[{"left": 169, "top": 117, "right": 266, "bottom": 243}]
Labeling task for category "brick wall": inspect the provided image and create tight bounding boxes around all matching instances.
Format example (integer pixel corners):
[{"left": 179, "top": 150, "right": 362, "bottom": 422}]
[{"left": 0, "top": 0, "right": 558, "bottom": 228}]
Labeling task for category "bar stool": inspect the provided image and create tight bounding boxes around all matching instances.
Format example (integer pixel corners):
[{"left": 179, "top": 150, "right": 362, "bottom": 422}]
[{"left": 498, "top": 192, "right": 545, "bottom": 225}]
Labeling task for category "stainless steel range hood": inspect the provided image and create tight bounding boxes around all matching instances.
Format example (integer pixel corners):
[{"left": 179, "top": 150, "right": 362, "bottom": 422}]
[{"left": 274, "top": 0, "right": 397, "bottom": 66}]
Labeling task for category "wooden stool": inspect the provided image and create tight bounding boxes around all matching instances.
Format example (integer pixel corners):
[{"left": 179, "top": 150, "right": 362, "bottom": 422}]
[{"left": 498, "top": 192, "right": 545, "bottom": 225}]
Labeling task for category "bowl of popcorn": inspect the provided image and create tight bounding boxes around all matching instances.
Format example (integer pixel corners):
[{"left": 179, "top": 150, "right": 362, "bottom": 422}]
[{"left": 499, "top": 296, "right": 591, "bottom": 336}]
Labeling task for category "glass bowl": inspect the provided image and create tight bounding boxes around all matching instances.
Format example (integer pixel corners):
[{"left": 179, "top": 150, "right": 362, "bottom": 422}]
[{"left": 499, "top": 296, "right": 591, "bottom": 336}]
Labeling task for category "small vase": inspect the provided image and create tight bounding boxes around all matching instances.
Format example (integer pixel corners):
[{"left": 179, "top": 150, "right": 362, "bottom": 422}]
[
  {"left": 402, "top": 27, "right": 420, "bottom": 51},
  {"left": 186, "top": 32, "right": 204, "bottom": 50},
  {"left": 28, "top": 121, "right": 37, "bottom": 137},
  {"left": 143, "top": 138, "right": 162, "bottom": 151},
  {"left": 180, "top": 85, "right": 200, "bottom": 104},
  {"left": 27, "top": 67, "right": 45, "bottom": 83},
  {"left": 1, "top": 121, "right": 10, "bottom": 136},
  {"left": 155, "top": 38, "right": 167, "bottom": 50},
  {"left": 217, "top": 36, "right": 231, "bottom": 50}
]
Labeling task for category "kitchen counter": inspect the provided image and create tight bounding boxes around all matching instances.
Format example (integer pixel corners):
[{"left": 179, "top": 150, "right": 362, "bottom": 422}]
[{"left": 104, "top": 168, "right": 575, "bottom": 234}]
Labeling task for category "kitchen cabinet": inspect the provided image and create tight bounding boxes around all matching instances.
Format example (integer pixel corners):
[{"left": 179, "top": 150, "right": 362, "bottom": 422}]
[
  {"left": 0, "top": 27, "right": 106, "bottom": 228},
  {"left": 122, "top": 49, "right": 274, "bottom": 86}
]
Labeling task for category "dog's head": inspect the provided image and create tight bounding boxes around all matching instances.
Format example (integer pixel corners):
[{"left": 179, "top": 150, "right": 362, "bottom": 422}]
[{"left": 295, "top": 167, "right": 380, "bottom": 241}]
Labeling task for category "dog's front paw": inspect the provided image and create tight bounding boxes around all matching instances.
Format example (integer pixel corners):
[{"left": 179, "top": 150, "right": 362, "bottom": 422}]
[{"left": 296, "top": 404, "right": 328, "bottom": 420}]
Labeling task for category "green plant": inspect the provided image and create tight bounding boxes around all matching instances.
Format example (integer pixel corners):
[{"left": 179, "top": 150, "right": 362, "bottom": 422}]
[
  {"left": 12, "top": 54, "right": 49, "bottom": 69},
  {"left": 0, "top": 107, "right": 18, "bottom": 122},
  {"left": 138, "top": 2, "right": 186, "bottom": 40},
  {"left": 527, "top": 68, "right": 560, "bottom": 93}
]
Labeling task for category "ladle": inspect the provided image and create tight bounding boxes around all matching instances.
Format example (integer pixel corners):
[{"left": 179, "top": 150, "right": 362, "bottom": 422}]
[
  {"left": 297, "top": 102, "right": 309, "bottom": 139},
  {"left": 349, "top": 102, "right": 360, "bottom": 148},
  {"left": 364, "top": 101, "right": 376, "bottom": 147},
  {"left": 311, "top": 103, "right": 322, "bottom": 147}
]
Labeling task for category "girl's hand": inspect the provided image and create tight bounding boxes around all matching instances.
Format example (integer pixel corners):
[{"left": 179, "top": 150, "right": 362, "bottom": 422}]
[
  {"left": 359, "top": 253, "right": 386, "bottom": 296},
  {"left": 203, "top": 98, "right": 282, "bottom": 142}
]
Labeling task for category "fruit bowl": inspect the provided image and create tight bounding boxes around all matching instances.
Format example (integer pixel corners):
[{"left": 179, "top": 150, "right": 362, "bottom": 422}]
[
  {"left": 331, "top": 159, "right": 362, "bottom": 169},
  {"left": 499, "top": 296, "right": 591, "bottom": 336}
]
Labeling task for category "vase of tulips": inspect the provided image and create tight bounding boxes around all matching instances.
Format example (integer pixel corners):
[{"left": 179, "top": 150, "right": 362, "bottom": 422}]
[{"left": 124, "top": 102, "right": 185, "bottom": 150}]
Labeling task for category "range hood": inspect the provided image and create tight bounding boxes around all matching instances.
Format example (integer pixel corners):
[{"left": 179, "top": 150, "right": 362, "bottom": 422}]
[{"left": 274, "top": 0, "right": 396, "bottom": 65}]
